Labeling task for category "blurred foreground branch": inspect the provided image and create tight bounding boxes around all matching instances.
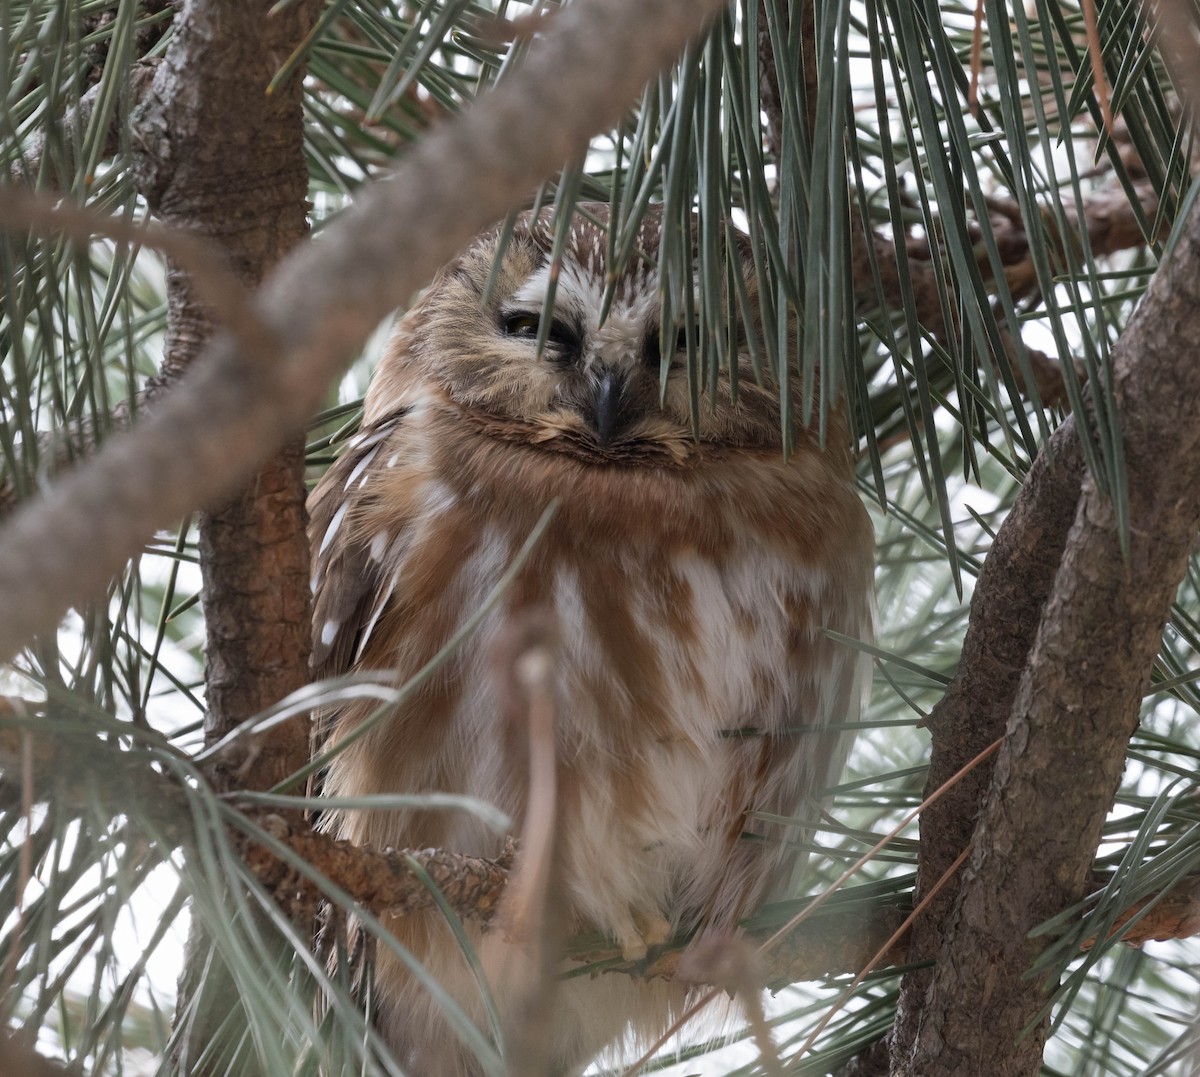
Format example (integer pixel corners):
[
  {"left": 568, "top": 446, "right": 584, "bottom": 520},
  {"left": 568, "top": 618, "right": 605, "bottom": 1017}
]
[
  {"left": 0, "top": 1034, "right": 74, "bottom": 1077},
  {"left": 0, "top": 0, "right": 728, "bottom": 664}
]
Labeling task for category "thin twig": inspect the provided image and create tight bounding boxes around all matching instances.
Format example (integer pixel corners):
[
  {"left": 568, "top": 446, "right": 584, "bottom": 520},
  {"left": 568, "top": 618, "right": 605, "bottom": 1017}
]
[
  {"left": 793, "top": 845, "right": 971, "bottom": 1059},
  {"left": 968, "top": 0, "right": 985, "bottom": 114},
  {"left": 490, "top": 617, "right": 563, "bottom": 1077},
  {"left": 1082, "top": 0, "right": 1115, "bottom": 133}
]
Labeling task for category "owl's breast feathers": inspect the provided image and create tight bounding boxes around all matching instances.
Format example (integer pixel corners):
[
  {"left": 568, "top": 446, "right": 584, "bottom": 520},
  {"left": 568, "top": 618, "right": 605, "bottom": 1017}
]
[{"left": 309, "top": 388, "right": 874, "bottom": 939}]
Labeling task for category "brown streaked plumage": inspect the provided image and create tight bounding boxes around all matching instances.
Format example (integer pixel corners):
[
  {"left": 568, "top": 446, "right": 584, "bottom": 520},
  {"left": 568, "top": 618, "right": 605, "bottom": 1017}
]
[{"left": 308, "top": 205, "right": 874, "bottom": 1075}]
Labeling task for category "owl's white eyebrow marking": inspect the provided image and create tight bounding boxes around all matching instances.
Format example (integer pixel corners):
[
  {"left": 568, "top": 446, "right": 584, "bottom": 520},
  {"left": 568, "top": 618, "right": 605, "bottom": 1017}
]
[
  {"left": 320, "top": 619, "right": 340, "bottom": 647},
  {"left": 512, "top": 261, "right": 600, "bottom": 327},
  {"left": 319, "top": 502, "right": 350, "bottom": 557}
]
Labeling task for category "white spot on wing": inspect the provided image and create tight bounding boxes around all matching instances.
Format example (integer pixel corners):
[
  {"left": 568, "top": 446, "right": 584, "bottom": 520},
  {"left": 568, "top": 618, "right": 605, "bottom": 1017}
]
[
  {"left": 343, "top": 444, "right": 382, "bottom": 491},
  {"left": 320, "top": 619, "right": 340, "bottom": 647},
  {"left": 369, "top": 530, "right": 389, "bottom": 561},
  {"left": 423, "top": 480, "right": 458, "bottom": 516},
  {"left": 318, "top": 502, "right": 350, "bottom": 557}
]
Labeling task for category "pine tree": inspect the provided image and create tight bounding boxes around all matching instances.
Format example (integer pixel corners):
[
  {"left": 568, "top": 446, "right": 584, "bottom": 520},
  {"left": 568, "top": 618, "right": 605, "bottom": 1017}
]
[{"left": 1, "top": 2, "right": 1198, "bottom": 1074}]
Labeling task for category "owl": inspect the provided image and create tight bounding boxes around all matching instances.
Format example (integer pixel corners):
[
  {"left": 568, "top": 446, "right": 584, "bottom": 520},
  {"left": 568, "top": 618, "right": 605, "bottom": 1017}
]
[{"left": 308, "top": 204, "right": 874, "bottom": 1075}]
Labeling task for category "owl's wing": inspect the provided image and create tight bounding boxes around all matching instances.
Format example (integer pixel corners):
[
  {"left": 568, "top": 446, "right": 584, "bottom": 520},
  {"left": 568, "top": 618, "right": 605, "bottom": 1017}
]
[
  {"left": 308, "top": 410, "right": 409, "bottom": 681},
  {"left": 760, "top": 603, "right": 874, "bottom": 905}
]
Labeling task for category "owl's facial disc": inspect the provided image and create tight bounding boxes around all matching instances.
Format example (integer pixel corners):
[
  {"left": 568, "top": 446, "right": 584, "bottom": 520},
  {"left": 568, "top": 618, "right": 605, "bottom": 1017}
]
[
  {"left": 496, "top": 305, "right": 686, "bottom": 450},
  {"left": 494, "top": 281, "right": 676, "bottom": 451},
  {"left": 389, "top": 207, "right": 790, "bottom": 462}
]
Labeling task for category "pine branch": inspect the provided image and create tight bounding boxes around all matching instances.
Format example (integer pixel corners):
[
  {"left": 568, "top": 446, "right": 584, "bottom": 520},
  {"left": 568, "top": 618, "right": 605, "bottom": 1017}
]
[
  {"left": 0, "top": 713, "right": 190, "bottom": 842},
  {"left": 232, "top": 809, "right": 1200, "bottom": 988},
  {"left": 0, "top": 186, "right": 267, "bottom": 364},
  {"left": 853, "top": 176, "right": 1166, "bottom": 411},
  {"left": 753, "top": 5, "right": 1159, "bottom": 415},
  {"left": 7, "top": 60, "right": 158, "bottom": 186},
  {"left": 237, "top": 815, "right": 514, "bottom": 927},
  {"left": 7, "top": 711, "right": 1200, "bottom": 994}
]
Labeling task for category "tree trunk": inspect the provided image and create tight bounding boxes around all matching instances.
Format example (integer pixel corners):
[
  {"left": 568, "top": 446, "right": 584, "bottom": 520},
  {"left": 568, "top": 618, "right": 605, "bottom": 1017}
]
[{"left": 132, "top": 3, "right": 321, "bottom": 1070}]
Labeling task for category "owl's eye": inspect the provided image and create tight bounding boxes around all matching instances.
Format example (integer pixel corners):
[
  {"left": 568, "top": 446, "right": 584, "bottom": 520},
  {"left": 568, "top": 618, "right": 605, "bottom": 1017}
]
[
  {"left": 643, "top": 325, "right": 691, "bottom": 369},
  {"left": 500, "top": 311, "right": 581, "bottom": 356},
  {"left": 502, "top": 312, "right": 541, "bottom": 339}
]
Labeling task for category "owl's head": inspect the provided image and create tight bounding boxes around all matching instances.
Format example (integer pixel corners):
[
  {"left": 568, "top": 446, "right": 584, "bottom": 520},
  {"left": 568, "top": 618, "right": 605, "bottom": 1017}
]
[{"left": 365, "top": 204, "right": 809, "bottom": 465}]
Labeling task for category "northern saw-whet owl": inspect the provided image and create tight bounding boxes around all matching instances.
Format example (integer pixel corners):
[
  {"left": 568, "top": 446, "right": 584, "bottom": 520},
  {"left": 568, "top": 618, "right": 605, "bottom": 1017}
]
[{"left": 308, "top": 204, "right": 875, "bottom": 1075}]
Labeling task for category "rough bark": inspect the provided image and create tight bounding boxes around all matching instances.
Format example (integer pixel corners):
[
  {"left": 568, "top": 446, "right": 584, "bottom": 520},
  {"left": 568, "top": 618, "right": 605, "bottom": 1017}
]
[
  {"left": 133, "top": 0, "right": 318, "bottom": 780},
  {"left": 889, "top": 419, "right": 1084, "bottom": 1060},
  {"left": 130, "top": 3, "right": 320, "bottom": 1071},
  {"left": 895, "top": 187, "right": 1200, "bottom": 1077}
]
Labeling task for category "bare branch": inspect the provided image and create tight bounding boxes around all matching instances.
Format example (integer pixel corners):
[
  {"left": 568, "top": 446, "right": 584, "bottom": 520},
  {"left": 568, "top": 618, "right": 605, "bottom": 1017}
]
[
  {"left": 0, "top": 0, "right": 729, "bottom": 664},
  {"left": 7, "top": 60, "right": 158, "bottom": 186},
  {"left": 891, "top": 415, "right": 1085, "bottom": 1058}
]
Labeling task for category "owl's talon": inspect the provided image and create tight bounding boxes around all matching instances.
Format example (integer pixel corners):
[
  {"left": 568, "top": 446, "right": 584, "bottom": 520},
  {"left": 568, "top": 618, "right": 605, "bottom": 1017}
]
[
  {"left": 618, "top": 911, "right": 672, "bottom": 963},
  {"left": 634, "top": 911, "right": 672, "bottom": 950},
  {"left": 619, "top": 934, "right": 648, "bottom": 963}
]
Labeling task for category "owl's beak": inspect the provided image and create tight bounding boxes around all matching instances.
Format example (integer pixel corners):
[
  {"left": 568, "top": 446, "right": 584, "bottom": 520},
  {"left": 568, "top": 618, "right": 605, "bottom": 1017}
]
[{"left": 588, "top": 369, "right": 635, "bottom": 446}]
